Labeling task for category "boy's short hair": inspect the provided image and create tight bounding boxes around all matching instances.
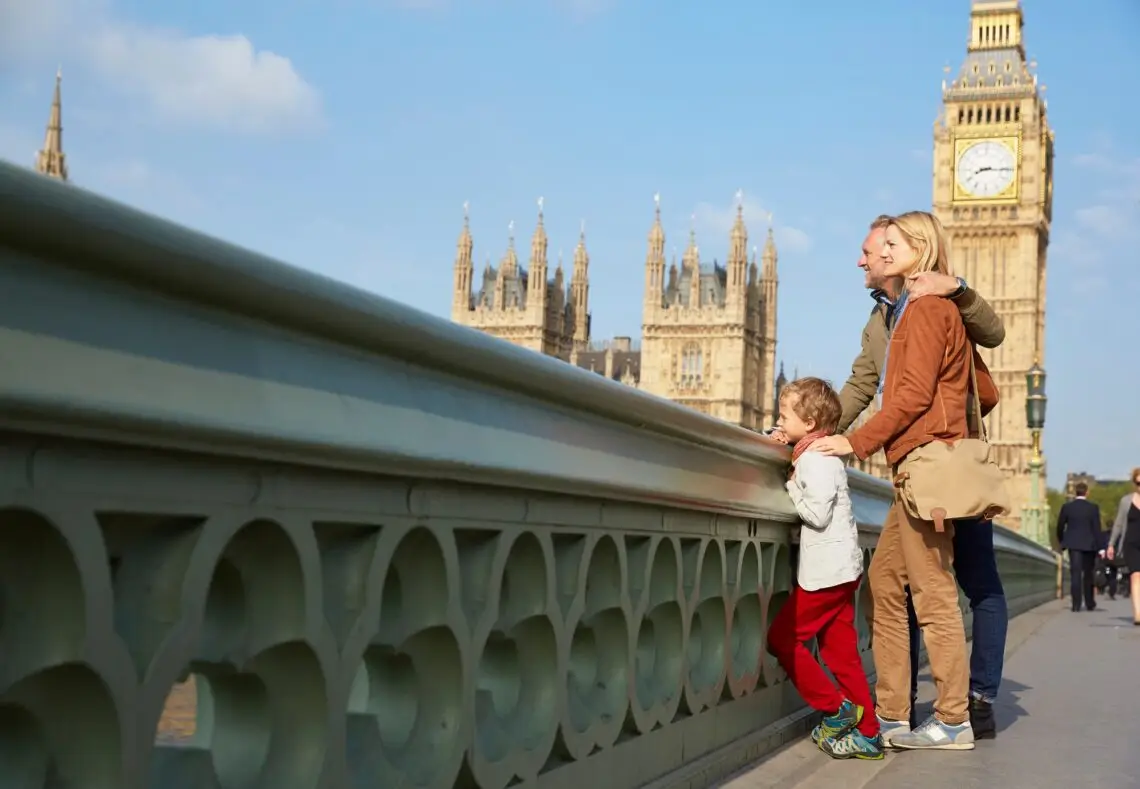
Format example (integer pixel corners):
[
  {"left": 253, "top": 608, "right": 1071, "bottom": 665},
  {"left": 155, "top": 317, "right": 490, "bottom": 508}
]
[
  {"left": 779, "top": 377, "right": 842, "bottom": 434},
  {"left": 1074, "top": 482, "right": 1089, "bottom": 497}
]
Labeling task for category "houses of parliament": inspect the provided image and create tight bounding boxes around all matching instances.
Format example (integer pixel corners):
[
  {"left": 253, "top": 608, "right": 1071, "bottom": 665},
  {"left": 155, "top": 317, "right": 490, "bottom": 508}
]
[
  {"left": 24, "top": 1, "right": 1052, "bottom": 533},
  {"left": 450, "top": 196, "right": 783, "bottom": 432}
]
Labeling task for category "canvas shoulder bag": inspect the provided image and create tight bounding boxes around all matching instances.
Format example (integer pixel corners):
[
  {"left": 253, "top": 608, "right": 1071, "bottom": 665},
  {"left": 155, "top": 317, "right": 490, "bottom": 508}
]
[{"left": 893, "top": 347, "right": 1011, "bottom": 532}]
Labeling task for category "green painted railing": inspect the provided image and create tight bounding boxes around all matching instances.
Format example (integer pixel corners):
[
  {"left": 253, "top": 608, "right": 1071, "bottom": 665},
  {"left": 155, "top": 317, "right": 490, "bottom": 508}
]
[{"left": 0, "top": 161, "right": 1060, "bottom": 789}]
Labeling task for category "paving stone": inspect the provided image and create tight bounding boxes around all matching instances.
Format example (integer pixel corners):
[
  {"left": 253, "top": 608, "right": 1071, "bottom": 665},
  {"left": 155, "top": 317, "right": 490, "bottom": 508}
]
[
  {"left": 869, "top": 597, "right": 1140, "bottom": 789},
  {"left": 716, "top": 597, "right": 1140, "bottom": 789}
]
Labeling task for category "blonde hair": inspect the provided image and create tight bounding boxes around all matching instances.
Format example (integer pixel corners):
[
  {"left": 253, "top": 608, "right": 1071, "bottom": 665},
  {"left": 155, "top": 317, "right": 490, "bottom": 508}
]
[
  {"left": 887, "top": 211, "right": 951, "bottom": 277},
  {"left": 779, "top": 377, "right": 842, "bottom": 434},
  {"left": 1132, "top": 467, "right": 1140, "bottom": 484}
]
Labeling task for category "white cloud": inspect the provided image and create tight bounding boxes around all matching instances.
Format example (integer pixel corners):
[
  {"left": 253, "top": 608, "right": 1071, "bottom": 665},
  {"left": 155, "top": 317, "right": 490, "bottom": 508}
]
[
  {"left": 1075, "top": 204, "right": 1134, "bottom": 238},
  {"left": 89, "top": 26, "right": 322, "bottom": 133},
  {"left": 554, "top": 0, "right": 618, "bottom": 19},
  {"left": 380, "top": 0, "right": 616, "bottom": 16},
  {"left": 691, "top": 193, "right": 814, "bottom": 255},
  {"left": 1051, "top": 148, "right": 1140, "bottom": 279},
  {"left": 0, "top": 0, "right": 73, "bottom": 61},
  {"left": 0, "top": 0, "right": 321, "bottom": 134},
  {"left": 1070, "top": 152, "right": 1140, "bottom": 243}
]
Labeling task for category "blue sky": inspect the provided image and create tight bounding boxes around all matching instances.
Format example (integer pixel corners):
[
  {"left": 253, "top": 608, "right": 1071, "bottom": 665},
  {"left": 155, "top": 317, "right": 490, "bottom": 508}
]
[{"left": 1, "top": 0, "right": 1137, "bottom": 487}]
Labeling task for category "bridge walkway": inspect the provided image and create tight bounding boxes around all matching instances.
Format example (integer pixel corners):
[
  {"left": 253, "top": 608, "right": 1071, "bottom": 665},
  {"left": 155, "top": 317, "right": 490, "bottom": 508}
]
[{"left": 718, "top": 596, "right": 1140, "bottom": 789}]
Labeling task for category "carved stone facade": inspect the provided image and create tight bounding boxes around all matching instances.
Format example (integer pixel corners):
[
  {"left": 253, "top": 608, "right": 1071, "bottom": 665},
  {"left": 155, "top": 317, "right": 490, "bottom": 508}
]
[
  {"left": 451, "top": 201, "right": 583, "bottom": 361},
  {"left": 932, "top": 0, "right": 1053, "bottom": 532},
  {"left": 452, "top": 197, "right": 780, "bottom": 432},
  {"left": 638, "top": 198, "right": 779, "bottom": 430}
]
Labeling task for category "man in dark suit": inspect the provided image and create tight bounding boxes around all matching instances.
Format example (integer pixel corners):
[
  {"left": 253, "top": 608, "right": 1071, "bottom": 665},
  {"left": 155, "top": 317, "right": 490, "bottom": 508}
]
[{"left": 1057, "top": 483, "right": 1103, "bottom": 612}]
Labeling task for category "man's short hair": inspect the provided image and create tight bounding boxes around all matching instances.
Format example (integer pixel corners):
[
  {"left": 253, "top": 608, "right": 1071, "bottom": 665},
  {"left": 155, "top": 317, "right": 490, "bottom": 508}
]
[
  {"left": 779, "top": 377, "right": 842, "bottom": 434},
  {"left": 869, "top": 214, "right": 893, "bottom": 230},
  {"left": 1074, "top": 482, "right": 1089, "bottom": 497}
]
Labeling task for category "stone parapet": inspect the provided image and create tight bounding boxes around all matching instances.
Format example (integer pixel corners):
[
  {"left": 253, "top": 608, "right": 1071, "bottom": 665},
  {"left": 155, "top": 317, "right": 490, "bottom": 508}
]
[{"left": 0, "top": 161, "right": 1059, "bottom": 788}]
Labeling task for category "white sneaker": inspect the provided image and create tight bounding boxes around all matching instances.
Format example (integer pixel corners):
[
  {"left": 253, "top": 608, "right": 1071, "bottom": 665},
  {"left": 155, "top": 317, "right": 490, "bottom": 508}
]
[
  {"left": 876, "top": 716, "right": 911, "bottom": 748},
  {"left": 890, "top": 715, "right": 975, "bottom": 751}
]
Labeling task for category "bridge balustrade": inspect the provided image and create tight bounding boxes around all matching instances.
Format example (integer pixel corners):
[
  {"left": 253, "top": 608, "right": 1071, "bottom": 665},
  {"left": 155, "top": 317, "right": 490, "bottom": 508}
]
[{"left": 0, "top": 161, "right": 1060, "bottom": 788}]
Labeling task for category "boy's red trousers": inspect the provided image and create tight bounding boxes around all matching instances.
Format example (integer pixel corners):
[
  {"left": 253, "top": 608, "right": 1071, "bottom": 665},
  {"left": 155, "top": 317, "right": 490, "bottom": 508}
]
[{"left": 766, "top": 578, "right": 879, "bottom": 738}]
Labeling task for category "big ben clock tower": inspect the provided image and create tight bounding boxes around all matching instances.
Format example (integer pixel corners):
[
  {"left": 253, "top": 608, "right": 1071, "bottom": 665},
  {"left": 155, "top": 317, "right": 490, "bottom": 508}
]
[{"left": 933, "top": 0, "right": 1054, "bottom": 533}]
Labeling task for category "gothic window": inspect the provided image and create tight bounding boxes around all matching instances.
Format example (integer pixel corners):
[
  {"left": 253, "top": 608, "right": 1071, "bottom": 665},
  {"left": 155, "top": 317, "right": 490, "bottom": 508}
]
[
  {"left": 1005, "top": 61, "right": 1012, "bottom": 72},
  {"left": 988, "top": 63, "right": 996, "bottom": 74},
  {"left": 680, "top": 342, "right": 703, "bottom": 386},
  {"left": 972, "top": 64, "right": 979, "bottom": 74}
]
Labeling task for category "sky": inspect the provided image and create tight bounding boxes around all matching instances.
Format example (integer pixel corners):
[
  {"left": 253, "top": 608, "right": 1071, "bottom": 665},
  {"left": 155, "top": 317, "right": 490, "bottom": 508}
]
[{"left": 1, "top": 0, "right": 1137, "bottom": 487}]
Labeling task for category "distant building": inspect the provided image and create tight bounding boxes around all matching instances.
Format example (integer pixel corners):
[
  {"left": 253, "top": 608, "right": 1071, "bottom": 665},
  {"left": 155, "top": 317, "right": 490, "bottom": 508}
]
[
  {"left": 451, "top": 195, "right": 781, "bottom": 432},
  {"left": 1064, "top": 472, "right": 1129, "bottom": 499}
]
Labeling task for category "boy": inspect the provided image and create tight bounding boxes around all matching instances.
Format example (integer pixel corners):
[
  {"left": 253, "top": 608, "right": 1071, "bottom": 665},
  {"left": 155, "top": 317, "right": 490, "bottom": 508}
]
[{"left": 765, "top": 377, "right": 883, "bottom": 760}]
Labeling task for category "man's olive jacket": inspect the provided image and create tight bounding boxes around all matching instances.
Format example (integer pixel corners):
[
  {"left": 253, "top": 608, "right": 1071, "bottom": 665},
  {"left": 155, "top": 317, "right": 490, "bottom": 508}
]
[{"left": 836, "top": 288, "right": 1005, "bottom": 433}]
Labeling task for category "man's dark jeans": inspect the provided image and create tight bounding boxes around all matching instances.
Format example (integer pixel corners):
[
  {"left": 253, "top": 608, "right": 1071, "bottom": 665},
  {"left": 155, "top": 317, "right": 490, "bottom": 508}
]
[{"left": 907, "top": 518, "right": 1007, "bottom": 724}]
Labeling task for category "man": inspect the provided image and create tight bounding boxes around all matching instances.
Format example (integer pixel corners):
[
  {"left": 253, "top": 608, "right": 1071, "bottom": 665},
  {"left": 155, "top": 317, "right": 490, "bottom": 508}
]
[
  {"left": 1056, "top": 482, "right": 1102, "bottom": 612},
  {"left": 835, "top": 214, "right": 1008, "bottom": 745}
]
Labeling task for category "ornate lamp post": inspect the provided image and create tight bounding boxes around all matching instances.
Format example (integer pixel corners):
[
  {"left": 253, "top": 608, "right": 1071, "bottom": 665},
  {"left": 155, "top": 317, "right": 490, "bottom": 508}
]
[{"left": 1024, "top": 359, "right": 1049, "bottom": 547}]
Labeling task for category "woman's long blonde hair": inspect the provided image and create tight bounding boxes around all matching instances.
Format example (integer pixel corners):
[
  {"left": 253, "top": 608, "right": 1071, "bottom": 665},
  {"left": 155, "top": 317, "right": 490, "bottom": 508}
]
[{"left": 889, "top": 211, "right": 951, "bottom": 277}]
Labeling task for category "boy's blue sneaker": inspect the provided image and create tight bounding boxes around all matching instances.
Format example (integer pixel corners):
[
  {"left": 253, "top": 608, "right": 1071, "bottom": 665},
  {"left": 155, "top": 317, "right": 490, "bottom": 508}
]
[
  {"left": 816, "top": 699, "right": 863, "bottom": 742},
  {"left": 820, "top": 729, "right": 885, "bottom": 760}
]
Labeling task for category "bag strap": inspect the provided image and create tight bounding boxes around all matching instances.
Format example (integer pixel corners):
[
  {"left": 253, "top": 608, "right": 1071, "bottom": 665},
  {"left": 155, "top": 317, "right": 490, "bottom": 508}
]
[{"left": 967, "top": 346, "right": 989, "bottom": 443}]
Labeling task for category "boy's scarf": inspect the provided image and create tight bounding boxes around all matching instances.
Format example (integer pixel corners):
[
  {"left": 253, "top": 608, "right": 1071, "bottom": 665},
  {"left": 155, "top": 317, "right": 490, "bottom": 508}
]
[{"left": 791, "top": 431, "right": 832, "bottom": 464}]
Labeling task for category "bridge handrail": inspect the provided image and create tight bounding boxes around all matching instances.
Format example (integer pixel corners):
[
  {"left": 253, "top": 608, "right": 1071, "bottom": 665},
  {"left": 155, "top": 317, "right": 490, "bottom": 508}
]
[
  {"left": 0, "top": 161, "right": 1052, "bottom": 562},
  {"left": 0, "top": 162, "right": 781, "bottom": 465}
]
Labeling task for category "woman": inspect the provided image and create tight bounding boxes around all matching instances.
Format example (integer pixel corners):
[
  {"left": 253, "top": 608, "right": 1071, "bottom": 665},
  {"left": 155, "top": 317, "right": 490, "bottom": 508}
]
[
  {"left": 814, "top": 211, "right": 998, "bottom": 752},
  {"left": 1107, "top": 468, "right": 1140, "bottom": 624}
]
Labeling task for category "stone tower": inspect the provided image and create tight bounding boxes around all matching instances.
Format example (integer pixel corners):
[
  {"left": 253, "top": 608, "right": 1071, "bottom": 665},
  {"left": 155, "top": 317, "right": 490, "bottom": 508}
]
[
  {"left": 639, "top": 193, "right": 779, "bottom": 430},
  {"left": 933, "top": 0, "right": 1053, "bottom": 531},
  {"left": 34, "top": 68, "right": 68, "bottom": 181},
  {"left": 451, "top": 199, "right": 583, "bottom": 361}
]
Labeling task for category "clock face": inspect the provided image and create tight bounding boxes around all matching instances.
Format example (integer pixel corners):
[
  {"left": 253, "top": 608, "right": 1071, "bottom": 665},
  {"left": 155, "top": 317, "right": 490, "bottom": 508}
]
[{"left": 956, "top": 140, "right": 1017, "bottom": 198}]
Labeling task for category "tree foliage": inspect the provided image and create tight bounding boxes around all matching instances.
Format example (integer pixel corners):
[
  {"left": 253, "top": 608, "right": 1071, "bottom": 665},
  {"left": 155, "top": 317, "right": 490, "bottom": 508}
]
[{"left": 1047, "top": 483, "right": 1133, "bottom": 533}]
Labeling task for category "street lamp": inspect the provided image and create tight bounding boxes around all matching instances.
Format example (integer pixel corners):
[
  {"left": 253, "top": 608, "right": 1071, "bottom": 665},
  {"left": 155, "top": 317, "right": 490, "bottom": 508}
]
[{"left": 1024, "top": 358, "right": 1048, "bottom": 547}]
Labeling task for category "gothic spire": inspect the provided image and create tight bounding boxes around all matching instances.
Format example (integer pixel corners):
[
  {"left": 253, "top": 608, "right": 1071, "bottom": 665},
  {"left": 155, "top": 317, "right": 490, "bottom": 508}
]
[
  {"left": 761, "top": 213, "right": 778, "bottom": 279},
  {"left": 530, "top": 196, "right": 548, "bottom": 266},
  {"left": 682, "top": 214, "right": 700, "bottom": 271},
  {"left": 727, "top": 189, "right": 748, "bottom": 295},
  {"left": 501, "top": 220, "right": 519, "bottom": 276},
  {"left": 34, "top": 68, "right": 68, "bottom": 181},
  {"left": 570, "top": 220, "right": 590, "bottom": 349}
]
